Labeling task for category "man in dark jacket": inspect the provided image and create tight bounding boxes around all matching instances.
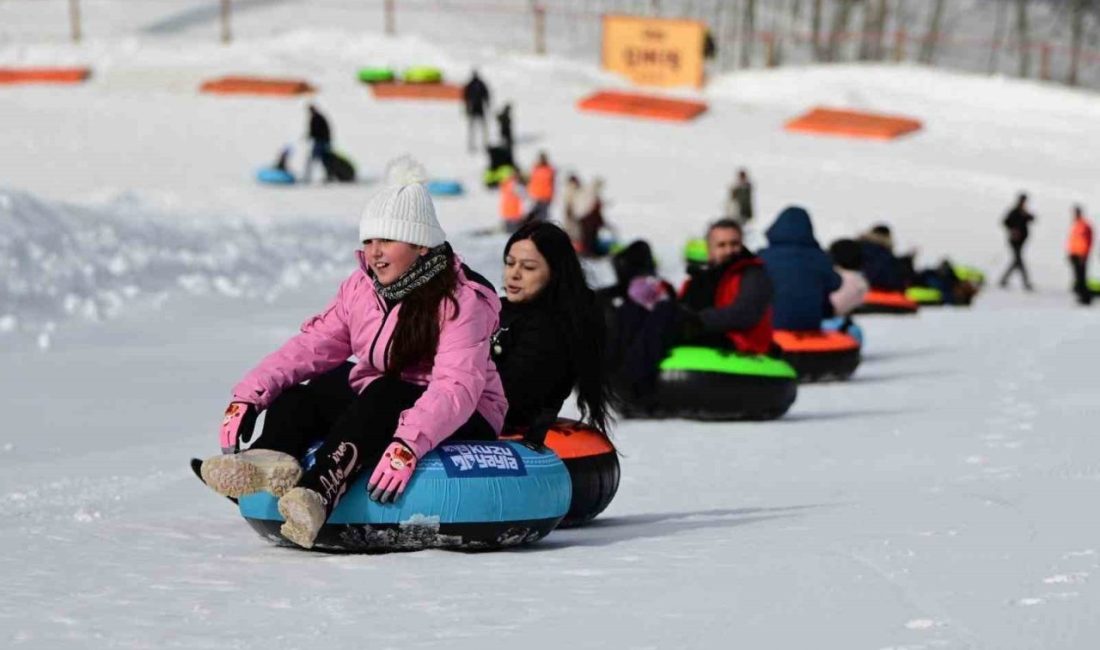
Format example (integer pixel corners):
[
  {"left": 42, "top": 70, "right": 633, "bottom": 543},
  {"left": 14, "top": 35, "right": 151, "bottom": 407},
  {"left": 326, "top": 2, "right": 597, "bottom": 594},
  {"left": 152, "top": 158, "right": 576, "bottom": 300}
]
[
  {"left": 463, "top": 70, "right": 491, "bottom": 153},
  {"left": 304, "top": 104, "right": 332, "bottom": 183},
  {"left": 859, "top": 224, "right": 907, "bottom": 291},
  {"left": 679, "top": 219, "right": 774, "bottom": 354},
  {"left": 999, "top": 192, "right": 1036, "bottom": 290},
  {"left": 758, "top": 206, "right": 842, "bottom": 332}
]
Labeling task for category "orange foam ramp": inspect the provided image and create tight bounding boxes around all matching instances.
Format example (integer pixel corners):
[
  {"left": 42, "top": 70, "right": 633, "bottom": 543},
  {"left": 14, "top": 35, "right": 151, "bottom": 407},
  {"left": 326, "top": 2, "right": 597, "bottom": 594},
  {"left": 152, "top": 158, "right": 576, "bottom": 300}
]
[
  {"left": 200, "top": 76, "right": 315, "bottom": 96},
  {"left": 369, "top": 82, "right": 462, "bottom": 101},
  {"left": 577, "top": 90, "right": 707, "bottom": 122},
  {"left": 0, "top": 67, "right": 90, "bottom": 85},
  {"left": 785, "top": 107, "right": 922, "bottom": 140}
]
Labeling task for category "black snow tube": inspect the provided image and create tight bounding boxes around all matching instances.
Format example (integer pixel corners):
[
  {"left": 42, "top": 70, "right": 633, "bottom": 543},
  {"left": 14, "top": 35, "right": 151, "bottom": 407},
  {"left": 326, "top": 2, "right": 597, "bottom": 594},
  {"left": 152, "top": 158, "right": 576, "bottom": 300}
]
[{"left": 621, "top": 346, "right": 798, "bottom": 421}]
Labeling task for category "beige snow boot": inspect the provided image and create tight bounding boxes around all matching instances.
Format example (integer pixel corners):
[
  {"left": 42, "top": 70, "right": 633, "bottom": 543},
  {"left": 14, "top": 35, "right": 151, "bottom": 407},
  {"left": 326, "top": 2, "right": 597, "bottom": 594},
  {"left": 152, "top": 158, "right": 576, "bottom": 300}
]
[
  {"left": 200, "top": 449, "right": 302, "bottom": 499},
  {"left": 277, "top": 487, "right": 327, "bottom": 549}
]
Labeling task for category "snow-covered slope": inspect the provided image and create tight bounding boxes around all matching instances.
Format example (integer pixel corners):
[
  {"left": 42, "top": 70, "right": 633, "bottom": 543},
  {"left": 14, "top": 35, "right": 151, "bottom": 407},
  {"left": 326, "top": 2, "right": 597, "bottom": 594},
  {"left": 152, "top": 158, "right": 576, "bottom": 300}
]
[{"left": 3, "top": 19, "right": 1100, "bottom": 650}]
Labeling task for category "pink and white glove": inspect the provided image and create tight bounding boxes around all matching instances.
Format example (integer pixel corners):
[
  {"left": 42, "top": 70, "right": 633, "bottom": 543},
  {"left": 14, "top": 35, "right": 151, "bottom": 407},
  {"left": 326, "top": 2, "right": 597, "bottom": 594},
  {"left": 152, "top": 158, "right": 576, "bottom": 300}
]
[
  {"left": 219, "top": 402, "right": 258, "bottom": 454},
  {"left": 627, "top": 275, "right": 670, "bottom": 311},
  {"left": 367, "top": 441, "right": 418, "bottom": 503}
]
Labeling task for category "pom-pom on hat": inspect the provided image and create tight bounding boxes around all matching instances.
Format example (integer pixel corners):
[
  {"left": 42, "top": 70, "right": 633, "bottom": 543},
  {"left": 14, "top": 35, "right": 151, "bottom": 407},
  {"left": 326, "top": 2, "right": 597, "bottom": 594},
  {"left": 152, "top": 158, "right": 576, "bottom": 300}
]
[{"left": 358, "top": 156, "right": 446, "bottom": 247}]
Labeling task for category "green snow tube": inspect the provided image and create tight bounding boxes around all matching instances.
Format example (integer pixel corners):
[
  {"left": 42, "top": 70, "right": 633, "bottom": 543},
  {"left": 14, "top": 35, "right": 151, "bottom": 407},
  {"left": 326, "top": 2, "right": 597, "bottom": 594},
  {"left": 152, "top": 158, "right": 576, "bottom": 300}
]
[
  {"left": 905, "top": 286, "right": 944, "bottom": 305},
  {"left": 684, "top": 238, "right": 708, "bottom": 264},
  {"left": 357, "top": 67, "right": 396, "bottom": 84},
  {"left": 621, "top": 346, "right": 797, "bottom": 421},
  {"left": 403, "top": 66, "right": 443, "bottom": 84},
  {"left": 483, "top": 165, "right": 514, "bottom": 188},
  {"left": 1088, "top": 278, "right": 1100, "bottom": 294},
  {"left": 954, "top": 265, "right": 985, "bottom": 287}
]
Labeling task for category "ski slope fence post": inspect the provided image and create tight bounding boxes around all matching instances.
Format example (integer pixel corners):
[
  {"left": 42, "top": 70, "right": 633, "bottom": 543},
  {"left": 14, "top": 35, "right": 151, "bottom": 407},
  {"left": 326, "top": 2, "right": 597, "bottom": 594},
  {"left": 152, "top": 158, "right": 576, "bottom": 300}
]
[
  {"left": 1039, "top": 42, "right": 1051, "bottom": 81},
  {"left": 893, "top": 28, "right": 906, "bottom": 62},
  {"left": 220, "top": 0, "right": 231, "bottom": 44},
  {"left": 533, "top": 3, "right": 546, "bottom": 55},
  {"left": 385, "top": 0, "right": 395, "bottom": 36},
  {"left": 69, "top": 0, "right": 81, "bottom": 43}
]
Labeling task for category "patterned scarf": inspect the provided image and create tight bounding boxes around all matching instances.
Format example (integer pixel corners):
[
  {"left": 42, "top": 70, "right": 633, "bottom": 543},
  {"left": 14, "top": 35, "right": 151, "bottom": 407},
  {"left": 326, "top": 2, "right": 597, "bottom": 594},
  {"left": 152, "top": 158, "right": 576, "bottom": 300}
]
[{"left": 372, "top": 244, "right": 449, "bottom": 301}]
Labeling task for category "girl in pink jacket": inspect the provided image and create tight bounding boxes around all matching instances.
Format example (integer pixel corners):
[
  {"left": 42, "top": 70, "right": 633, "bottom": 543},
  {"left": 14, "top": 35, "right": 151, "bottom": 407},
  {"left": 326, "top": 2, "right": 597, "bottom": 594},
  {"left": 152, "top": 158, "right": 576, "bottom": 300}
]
[{"left": 199, "top": 157, "right": 507, "bottom": 549}]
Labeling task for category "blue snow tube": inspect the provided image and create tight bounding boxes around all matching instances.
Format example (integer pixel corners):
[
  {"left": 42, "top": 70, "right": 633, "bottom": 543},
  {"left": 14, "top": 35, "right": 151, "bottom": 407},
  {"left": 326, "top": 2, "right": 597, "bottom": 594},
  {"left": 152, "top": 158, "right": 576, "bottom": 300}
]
[
  {"left": 427, "top": 179, "right": 464, "bottom": 196},
  {"left": 238, "top": 440, "right": 571, "bottom": 552},
  {"left": 822, "top": 317, "right": 864, "bottom": 346},
  {"left": 256, "top": 167, "right": 295, "bottom": 185}
]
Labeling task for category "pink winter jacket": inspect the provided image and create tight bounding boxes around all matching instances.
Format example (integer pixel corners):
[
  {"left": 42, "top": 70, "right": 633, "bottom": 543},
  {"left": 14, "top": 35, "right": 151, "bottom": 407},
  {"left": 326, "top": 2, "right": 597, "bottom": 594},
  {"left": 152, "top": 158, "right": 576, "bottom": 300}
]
[
  {"left": 232, "top": 251, "right": 508, "bottom": 458},
  {"left": 829, "top": 267, "right": 870, "bottom": 317}
]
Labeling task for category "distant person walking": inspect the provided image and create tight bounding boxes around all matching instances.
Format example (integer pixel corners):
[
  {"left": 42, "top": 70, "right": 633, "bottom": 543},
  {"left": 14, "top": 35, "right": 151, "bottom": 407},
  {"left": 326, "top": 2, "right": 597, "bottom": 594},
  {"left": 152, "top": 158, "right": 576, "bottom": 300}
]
[
  {"left": 724, "top": 168, "right": 754, "bottom": 224},
  {"left": 526, "top": 151, "right": 555, "bottom": 222},
  {"left": 497, "top": 102, "right": 514, "bottom": 153},
  {"left": 463, "top": 70, "right": 491, "bottom": 153},
  {"left": 304, "top": 104, "right": 332, "bottom": 183},
  {"left": 1067, "top": 205, "right": 1093, "bottom": 305},
  {"left": 999, "top": 193, "right": 1036, "bottom": 291}
]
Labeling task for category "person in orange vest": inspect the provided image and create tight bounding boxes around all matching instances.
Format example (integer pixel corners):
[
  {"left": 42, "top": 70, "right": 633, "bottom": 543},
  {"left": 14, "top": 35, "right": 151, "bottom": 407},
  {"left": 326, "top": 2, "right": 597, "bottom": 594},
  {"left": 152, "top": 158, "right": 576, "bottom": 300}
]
[
  {"left": 499, "top": 168, "right": 527, "bottom": 234},
  {"left": 1067, "top": 204, "right": 1093, "bottom": 305},
  {"left": 526, "top": 151, "right": 556, "bottom": 222}
]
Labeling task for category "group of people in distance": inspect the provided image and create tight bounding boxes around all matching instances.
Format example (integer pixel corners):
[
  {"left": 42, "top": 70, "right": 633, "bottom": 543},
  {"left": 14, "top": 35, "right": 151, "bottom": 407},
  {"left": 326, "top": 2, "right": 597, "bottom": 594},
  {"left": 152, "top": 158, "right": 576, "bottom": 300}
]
[
  {"left": 998, "top": 192, "right": 1098, "bottom": 306},
  {"left": 497, "top": 151, "right": 612, "bottom": 258}
]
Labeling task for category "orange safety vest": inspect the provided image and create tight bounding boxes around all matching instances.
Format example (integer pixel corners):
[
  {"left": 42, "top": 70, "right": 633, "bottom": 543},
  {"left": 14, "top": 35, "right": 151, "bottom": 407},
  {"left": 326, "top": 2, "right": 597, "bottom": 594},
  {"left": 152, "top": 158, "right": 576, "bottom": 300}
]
[
  {"left": 1068, "top": 218, "right": 1093, "bottom": 257},
  {"left": 527, "top": 164, "right": 555, "bottom": 202},
  {"left": 500, "top": 177, "right": 524, "bottom": 221}
]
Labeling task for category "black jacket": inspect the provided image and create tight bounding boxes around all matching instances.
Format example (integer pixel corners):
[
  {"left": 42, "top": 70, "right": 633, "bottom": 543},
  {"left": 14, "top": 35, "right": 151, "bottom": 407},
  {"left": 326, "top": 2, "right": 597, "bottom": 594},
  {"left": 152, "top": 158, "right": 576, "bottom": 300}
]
[
  {"left": 491, "top": 298, "right": 574, "bottom": 431},
  {"left": 309, "top": 112, "right": 331, "bottom": 144},
  {"left": 463, "top": 76, "right": 490, "bottom": 117},
  {"left": 1003, "top": 207, "right": 1034, "bottom": 243}
]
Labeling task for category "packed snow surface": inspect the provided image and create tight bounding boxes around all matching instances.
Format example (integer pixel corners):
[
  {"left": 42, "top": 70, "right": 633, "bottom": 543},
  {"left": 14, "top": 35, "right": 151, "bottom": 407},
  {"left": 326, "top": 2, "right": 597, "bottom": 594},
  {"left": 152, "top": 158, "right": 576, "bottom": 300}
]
[{"left": 3, "top": 16, "right": 1100, "bottom": 650}]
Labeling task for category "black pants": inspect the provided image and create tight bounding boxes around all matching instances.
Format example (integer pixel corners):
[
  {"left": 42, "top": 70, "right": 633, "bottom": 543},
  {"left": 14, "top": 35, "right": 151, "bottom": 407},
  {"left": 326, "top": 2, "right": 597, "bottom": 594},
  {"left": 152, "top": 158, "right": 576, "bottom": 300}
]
[
  {"left": 1070, "top": 254, "right": 1091, "bottom": 305},
  {"left": 251, "top": 363, "right": 496, "bottom": 513},
  {"left": 999, "top": 240, "right": 1032, "bottom": 289}
]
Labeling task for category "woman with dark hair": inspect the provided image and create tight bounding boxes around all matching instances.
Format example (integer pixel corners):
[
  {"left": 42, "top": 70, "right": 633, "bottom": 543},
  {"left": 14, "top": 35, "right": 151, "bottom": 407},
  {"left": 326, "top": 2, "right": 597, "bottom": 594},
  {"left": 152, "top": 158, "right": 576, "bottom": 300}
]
[
  {"left": 197, "top": 157, "right": 506, "bottom": 549},
  {"left": 492, "top": 221, "right": 615, "bottom": 437}
]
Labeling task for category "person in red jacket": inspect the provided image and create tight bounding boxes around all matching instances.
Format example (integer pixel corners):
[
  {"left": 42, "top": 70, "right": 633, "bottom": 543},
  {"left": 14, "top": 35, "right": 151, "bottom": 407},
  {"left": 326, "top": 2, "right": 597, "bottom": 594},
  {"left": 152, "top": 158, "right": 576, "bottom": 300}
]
[
  {"left": 1067, "top": 204, "right": 1093, "bottom": 305},
  {"left": 499, "top": 168, "right": 526, "bottom": 233},
  {"left": 678, "top": 219, "right": 774, "bottom": 354},
  {"left": 526, "top": 151, "right": 556, "bottom": 222}
]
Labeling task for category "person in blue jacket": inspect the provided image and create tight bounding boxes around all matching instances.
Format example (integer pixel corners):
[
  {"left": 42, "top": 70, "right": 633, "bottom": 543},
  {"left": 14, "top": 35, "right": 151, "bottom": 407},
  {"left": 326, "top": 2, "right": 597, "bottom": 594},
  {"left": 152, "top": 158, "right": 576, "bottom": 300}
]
[{"left": 759, "top": 206, "right": 841, "bottom": 331}]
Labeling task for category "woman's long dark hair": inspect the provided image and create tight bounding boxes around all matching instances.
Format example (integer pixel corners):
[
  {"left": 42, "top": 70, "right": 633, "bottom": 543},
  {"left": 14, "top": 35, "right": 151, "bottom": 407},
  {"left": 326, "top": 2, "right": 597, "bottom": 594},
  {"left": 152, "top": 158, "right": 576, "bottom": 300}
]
[
  {"left": 387, "top": 247, "right": 459, "bottom": 374},
  {"left": 505, "top": 222, "right": 617, "bottom": 434}
]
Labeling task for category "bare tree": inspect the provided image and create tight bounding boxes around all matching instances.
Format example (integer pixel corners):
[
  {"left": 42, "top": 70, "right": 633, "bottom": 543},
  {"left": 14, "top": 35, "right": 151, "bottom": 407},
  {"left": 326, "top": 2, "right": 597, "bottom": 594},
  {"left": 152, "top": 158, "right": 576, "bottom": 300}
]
[
  {"left": 918, "top": 0, "right": 946, "bottom": 64},
  {"left": 740, "top": 0, "right": 757, "bottom": 68},
  {"left": 859, "top": 0, "right": 888, "bottom": 60},
  {"left": 988, "top": 0, "right": 1007, "bottom": 74},
  {"left": 811, "top": 0, "right": 824, "bottom": 60},
  {"left": 1068, "top": 0, "right": 1088, "bottom": 85},
  {"left": 1016, "top": 0, "right": 1031, "bottom": 78},
  {"left": 825, "top": 0, "right": 857, "bottom": 63}
]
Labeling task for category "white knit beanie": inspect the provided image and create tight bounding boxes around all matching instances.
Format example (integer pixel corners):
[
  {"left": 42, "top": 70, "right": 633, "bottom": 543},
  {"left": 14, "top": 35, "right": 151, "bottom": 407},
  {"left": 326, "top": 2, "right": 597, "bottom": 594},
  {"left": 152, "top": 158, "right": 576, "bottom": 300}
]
[{"left": 358, "top": 156, "right": 446, "bottom": 247}]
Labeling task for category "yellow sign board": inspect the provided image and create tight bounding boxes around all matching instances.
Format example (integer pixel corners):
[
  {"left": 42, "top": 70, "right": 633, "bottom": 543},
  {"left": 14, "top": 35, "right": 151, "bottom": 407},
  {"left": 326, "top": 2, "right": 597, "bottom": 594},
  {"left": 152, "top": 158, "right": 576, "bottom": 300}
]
[{"left": 601, "top": 14, "right": 706, "bottom": 89}]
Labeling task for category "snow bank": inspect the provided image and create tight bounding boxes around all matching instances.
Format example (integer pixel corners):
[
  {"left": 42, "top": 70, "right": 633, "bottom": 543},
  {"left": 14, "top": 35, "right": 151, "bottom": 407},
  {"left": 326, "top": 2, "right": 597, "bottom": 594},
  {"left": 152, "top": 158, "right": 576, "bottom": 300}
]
[{"left": 0, "top": 188, "right": 351, "bottom": 345}]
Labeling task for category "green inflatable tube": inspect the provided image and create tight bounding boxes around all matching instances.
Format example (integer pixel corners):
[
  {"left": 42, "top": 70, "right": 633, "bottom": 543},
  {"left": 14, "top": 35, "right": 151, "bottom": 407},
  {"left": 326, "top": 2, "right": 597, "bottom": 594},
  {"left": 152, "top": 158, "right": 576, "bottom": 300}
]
[
  {"left": 954, "top": 265, "right": 985, "bottom": 285},
  {"left": 623, "top": 346, "right": 798, "bottom": 420},
  {"left": 683, "top": 238, "right": 708, "bottom": 265},
  {"left": 404, "top": 66, "right": 443, "bottom": 84},
  {"left": 357, "top": 67, "right": 396, "bottom": 84},
  {"left": 659, "top": 346, "right": 797, "bottom": 379},
  {"left": 905, "top": 286, "right": 943, "bottom": 304}
]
